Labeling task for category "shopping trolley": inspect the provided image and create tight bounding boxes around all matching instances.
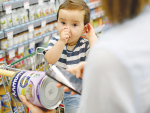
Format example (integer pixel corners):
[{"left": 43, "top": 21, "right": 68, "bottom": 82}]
[
  {"left": 0, "top": 57, "right": 26, "bottom": 113},
  {"left": 0, "top": 48, "right": 65, "bottom": 113}
]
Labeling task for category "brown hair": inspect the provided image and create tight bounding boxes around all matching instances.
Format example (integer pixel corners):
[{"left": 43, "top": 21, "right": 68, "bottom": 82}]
[
  {"left": 102, "top": 0, "right": 149, "bottom": 23},
  {"left": 57, "top": 0, "right": 90, "bottom": 25}
]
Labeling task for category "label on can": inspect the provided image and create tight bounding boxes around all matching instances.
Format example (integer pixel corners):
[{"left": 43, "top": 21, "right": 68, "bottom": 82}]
[
  {"left": 17, "top": 71, "right": 45, "bottom": 107},
  {"left": 18, "top": 72, "right": 35, "bottom": 103},
  {"left": 36, "top": 77, "right": 43, "bottom": 103},
  {"left": 11, "top": 71, "right": 26, "bottom": 102},
  {"left": 28, "top": 72, "right": 45, "bottom": 107}
]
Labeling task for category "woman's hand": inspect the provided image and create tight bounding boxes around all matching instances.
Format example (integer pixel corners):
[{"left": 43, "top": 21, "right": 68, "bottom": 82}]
[{"left": 19, "top": 95, "right": 54, "bottom": 113}]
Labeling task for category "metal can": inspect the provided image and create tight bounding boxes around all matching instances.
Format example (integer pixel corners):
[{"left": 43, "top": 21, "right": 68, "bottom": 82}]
[
  {"left": 37, "top": 76, "right": 63, "bottom": 109},
  {"left": 9, "top": 70, "right": 63, "bottom": 110},
  {"left": 1, "top": 94, "right": 12, "bottom": 113}
]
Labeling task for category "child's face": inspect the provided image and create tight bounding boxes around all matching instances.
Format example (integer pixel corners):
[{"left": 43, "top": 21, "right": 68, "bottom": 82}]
[{"left": 58, "top": 9, "right": 86, "bottom": 44}]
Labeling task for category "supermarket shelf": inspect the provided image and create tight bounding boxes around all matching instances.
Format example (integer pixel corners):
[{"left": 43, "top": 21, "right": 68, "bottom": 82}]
[
  {"left": 6, "top": 29, "right": 58, "bottom": 52},
  {"left": 29, "top": 0, "right": 49, "bottom": 5},
  {"left": 2, "top": 0, "right": 49, "bottom": 11},
  {"left": 91, "top": 11, "right": 104, "bottom": 20},
  {"left": 4, "top": 13, "right": 57, "bottom": 38},
  {"left": 87, "top": 1, "right": 101, "bottom": 9},
  {"left": 95, "top": 25, "right": 105, "bottom": 34},
  {"left": 0, "top": 31, "right": 4, "bottom": 40}
]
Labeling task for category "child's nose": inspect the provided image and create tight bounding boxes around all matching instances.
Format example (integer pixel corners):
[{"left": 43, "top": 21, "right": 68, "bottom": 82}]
[{"left": 64, "top": 26, "right": 71, "bottom": 32}]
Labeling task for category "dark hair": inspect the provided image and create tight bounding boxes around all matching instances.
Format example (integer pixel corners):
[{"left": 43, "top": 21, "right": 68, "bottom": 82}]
[
  {"left": 102, "top": 0, "right": 149, "bottom": 23},
  {"left": 57, "top": 0, "right": 90, "bottom": 25}
]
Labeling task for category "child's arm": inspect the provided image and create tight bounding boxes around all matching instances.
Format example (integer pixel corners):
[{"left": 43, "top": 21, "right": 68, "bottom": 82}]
[
  {"left": 45, "top": 40, "right": 65, "bottom": 64},
  {"left": 45, "top": 28, "right": 70, "bottom": 64},
  {"left": 81, "top": 23, "right": 98, "bottom": 47}
]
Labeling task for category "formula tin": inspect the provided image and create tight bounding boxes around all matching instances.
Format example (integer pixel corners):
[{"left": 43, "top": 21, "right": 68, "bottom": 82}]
[
  {"left": 9, "top": 70, "right": 63, "bottom": 110},
  {"left": 9, "top": 71, "right": 26, "bottom": 102},
  {"left": 37, "top": 76, "right": 64, "bottom": 109},
  {"left": 1, "top": 94, "right": 12, "bottom": 113},
  {"left": 17, "top": 71, "right": 45, "bottom": 107}
]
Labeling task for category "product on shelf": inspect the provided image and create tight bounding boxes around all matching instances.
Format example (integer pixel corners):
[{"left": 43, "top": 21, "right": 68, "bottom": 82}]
[
  {"left": 28, "top": 32, "right": 34, "bottom": 39},
  {"left": 41, "top": 4, "right": 49, "bottom": 17},
  {"left": 14, "top": 52, "right": 24, "bottom": 69},
  {"left": 23, "top": 32, "right": 29, "bottom": 41},
  {"left": 0, "top": 0, "right": 12, "bottom": 2},
  {"left": 12, "top": 9, "right": 20, "bottom": 26},
  {"left": 0, "top": 15, "right": 8, "bottom": 30},
  {"left": 7, "top": 38, "right": 14, "bottom": 47},
  {"left": 35, "top": 5, "right": 42, "bottom": 18},
  {"left": 29, "top": 6, "right": 36, "bottom": 21},
  {"left": 6, "top": 14, "right": 12, "bottom": 28},
  {"left": 0, "top": 39, "right": 8, "bottom": 49},
  {"left": 19, "top": 8, "right": 29, "bottom": 24},
  {"left": 6, "top": 54, "right": 14, "bottom": 65},
  {"left": 13, "top": 35, "right": 19, "bottom": 45},
  {"left": 1, "top": 93, "right": 12, "bottom": 113}
]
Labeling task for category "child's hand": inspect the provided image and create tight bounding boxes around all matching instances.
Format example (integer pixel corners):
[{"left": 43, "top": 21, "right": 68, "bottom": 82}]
[
  {"left": 60, "top": 27, "right": 70, "bottom": 44},
  {"left": 81, "top": 23, "right": 96, "bottom": 40},
  {"left": 81, "top": 23, "right": 98, "bottom": 47}
]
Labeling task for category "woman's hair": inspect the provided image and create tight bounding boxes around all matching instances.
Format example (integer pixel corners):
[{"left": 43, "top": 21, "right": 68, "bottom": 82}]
[
  {"left": 57, "top": 0, "right": 90, "bottom": 25},
  {"left": 102, "top": 0, "right": 149, "bottom": 23}
]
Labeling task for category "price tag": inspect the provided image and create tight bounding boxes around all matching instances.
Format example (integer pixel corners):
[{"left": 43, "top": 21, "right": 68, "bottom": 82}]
[
  {"left": 41, "top": 20, "right": 46, "bottom": 27},
  {"left": 18, "top": 46, "right": 24, "bottom": 54},
  {"left": 7, "top": 31, "right": 13, "bottom": 40},
  {"left": 5, "top": 5, "right": 12, "bottom": 14},
  {"left": 52, "top": 33, "right": 57, "bottom": 37},
  {"left": 24, "top": 1, "right": 30, "bottom": 9},
  {"left": 38, "top": 0, "right": 43, "bottom": 6},
  {"left": 29, "top": 41, "right": 35, "bottom": 49},
  {"left": 28, "top": 24, "right": 34, "bottom": 32},
  {"left": 44, "top": 36, "right": 49, "bottom": 43},
  {"left": 9, "top": 49, "right": 15, "bottom": 59}
]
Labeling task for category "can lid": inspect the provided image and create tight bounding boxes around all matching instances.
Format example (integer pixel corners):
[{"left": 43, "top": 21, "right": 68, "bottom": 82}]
[
  {"left": 45, "top": 82, "right": 58, "bottom": 100},
  {"left": 39, "top": 76, "right": 64, "bottom": 109}
]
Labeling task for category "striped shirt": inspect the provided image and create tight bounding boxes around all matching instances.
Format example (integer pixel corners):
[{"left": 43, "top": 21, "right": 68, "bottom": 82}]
[{"left": 45, "top": 35, "right": 90, "bottom": 69}]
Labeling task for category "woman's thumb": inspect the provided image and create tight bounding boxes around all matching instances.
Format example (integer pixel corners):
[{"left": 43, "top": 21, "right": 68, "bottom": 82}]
[{"left": 19, "top": 95, "right": 34, "bottom": 108}]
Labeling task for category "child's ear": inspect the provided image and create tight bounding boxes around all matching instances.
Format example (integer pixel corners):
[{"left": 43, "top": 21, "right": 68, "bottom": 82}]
[{"left": 82, "top": 24, "right": 88, "bottom": 34}]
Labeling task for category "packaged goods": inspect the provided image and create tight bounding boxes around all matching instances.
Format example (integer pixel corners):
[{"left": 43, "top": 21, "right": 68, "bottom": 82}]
[
  {"left": 6, "top": 14, "right": 12, "bottom": 27},
  {"left": 9, "top": 70, "right": 63, "bottom": 109},
  {"left": 12, "top": 10, "right": 20, "bottom": 26},
  {"left": 0, "top": 39, "right": 8, "bottom": 49}
]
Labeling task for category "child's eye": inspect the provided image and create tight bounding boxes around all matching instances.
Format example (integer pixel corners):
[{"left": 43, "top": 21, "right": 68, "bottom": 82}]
[
  {"left": 73, "top": 24, "right": 77, "bottom": 26},
  {"left": 61, "top": 22, "right": 65, "bottom": 25}
]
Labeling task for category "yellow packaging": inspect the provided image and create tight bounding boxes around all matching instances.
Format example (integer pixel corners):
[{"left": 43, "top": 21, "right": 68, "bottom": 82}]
[
  {"left": 1, "top": 94, "right": 12, "bottom": 113},
  {"left": 0, "top": 96, "right": 2, "bottom": 113},
  {"left": 12, "top": 100, "right": 23, "bottom": 113},
  {"left": 0, "top": 85, "right": 9, "bottom": 95}
]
